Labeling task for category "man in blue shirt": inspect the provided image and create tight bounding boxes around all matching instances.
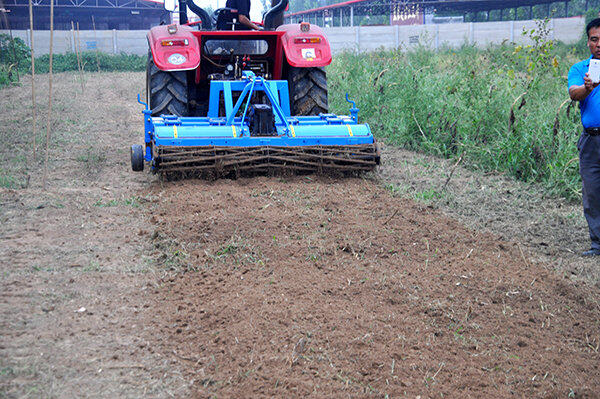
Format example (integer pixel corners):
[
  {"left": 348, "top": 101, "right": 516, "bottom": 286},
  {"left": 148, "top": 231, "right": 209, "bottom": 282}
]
[{"left": 568, "top": 18, "right": 600, "bottom": 255}]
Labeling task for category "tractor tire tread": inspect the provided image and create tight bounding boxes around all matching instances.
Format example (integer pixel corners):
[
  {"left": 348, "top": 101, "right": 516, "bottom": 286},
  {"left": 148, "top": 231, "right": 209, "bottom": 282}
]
[
  {"left": 147, "top": 53, "right": 188, "bottom": 117},
  {"left": 288, "top": 66, "right": 328, "bottom": 116}
]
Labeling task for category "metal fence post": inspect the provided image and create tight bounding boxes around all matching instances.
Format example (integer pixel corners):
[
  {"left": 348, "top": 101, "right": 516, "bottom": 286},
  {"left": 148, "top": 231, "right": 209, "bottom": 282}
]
[
  {"left": 112, "top": 29, "right": 117, "bottom": 54},
  {"left": 469, "top": 22, "right": 474, "bottom": 44},
  {"left": 394, "top": 24, "right": 399, "bottom": 49},
  {"left": 510, "top": 20, "right": 514, "bottom": 42},
  {"left": 355, "top": 26, "right": 360, "bottom": 53},
  {"left": 70, "top": 28, "right": 76, "bottom": 52},
  {"left": 435, "top": 24, "right": 439, "bottom": 49},
  {"left": 350, "top": 6, "right": 353, "bottom": 27}
]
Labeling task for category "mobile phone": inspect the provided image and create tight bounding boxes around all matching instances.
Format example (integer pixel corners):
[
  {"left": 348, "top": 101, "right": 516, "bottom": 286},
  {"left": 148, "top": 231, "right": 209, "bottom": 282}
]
[{"left": 589, "top": 59, "right": 600, "bottom": 83}]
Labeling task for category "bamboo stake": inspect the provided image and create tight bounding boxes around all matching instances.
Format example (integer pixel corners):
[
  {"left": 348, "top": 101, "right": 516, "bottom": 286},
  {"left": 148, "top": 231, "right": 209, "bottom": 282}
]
[
  {"left": 91, "top": 15, "right": 100, "bottom": 72},
  {"left": 43, "top": 0, "right": 54, "bottom": 190},
  {"left": 29, "top": 0, "right": 36, "bottom": 162},
  {"left": 76, "top": 22, "right": 84, "bottom": 78},
  {"left": 71, "top": 20, "right": 83, "bottom": 92}
]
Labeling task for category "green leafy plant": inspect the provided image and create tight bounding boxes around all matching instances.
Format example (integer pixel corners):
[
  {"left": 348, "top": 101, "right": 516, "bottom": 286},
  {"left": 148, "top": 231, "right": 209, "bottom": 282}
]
[
  {"left": 0, "top": 34, "right": 30, "bottom": 87},
  {"left": 512, "top": 18, "right": 560, "bottom": 89},
  {"left": 329, "top": 25, "right": 587, "bottom": 200}
]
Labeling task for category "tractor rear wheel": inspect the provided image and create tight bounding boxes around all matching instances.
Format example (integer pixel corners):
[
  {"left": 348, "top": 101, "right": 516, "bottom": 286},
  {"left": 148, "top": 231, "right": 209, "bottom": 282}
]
[
  {"left": 288, "top": 67, "right": 328, "bottom": 116},
  {"left": 146, "top": 53, "right": 189, "bottom": 117}
]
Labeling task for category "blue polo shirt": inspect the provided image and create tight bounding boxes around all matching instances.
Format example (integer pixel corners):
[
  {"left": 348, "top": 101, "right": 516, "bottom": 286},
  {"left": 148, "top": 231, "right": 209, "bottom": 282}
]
[{"left": 568, "top": 56, "right": 600, "bottom": 128}]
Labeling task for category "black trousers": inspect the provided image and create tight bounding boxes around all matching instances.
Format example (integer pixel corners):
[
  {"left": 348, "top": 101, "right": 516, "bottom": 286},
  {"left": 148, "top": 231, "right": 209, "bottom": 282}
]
[{"left": 578, "top": 131, "right": 600, "bottom": 249}]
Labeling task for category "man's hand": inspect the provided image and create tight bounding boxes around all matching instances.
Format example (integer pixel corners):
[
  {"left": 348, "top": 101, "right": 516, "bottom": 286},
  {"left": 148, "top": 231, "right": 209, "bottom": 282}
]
[
  {"left": 584, "top": 72, "right": 600, "bottom": 91},
  {"left": 239, "top": 15, "right": 262, "bottom": 31},
  {"left": 570, "top": 72, "right": 600, "bottom": 101}
]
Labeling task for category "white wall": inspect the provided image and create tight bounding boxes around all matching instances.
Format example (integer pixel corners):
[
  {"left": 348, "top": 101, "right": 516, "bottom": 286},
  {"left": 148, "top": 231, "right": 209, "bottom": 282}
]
[
  {"left": 1, "top": 16, "right": 586, "bottom": 56},
  {"left": 324, "top": 16, "right": 585, "bottom": 53}
]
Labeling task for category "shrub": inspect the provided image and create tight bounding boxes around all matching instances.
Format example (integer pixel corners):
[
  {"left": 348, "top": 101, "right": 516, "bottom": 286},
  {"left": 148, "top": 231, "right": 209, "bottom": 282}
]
[{"left": 0, "top": 34, "right": 30, "bottom": 86}]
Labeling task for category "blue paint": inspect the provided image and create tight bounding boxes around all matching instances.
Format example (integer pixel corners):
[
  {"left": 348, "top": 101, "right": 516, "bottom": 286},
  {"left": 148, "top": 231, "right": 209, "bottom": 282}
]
[{"left": 138, "top": 72, "right": 374, "bottom": 167}]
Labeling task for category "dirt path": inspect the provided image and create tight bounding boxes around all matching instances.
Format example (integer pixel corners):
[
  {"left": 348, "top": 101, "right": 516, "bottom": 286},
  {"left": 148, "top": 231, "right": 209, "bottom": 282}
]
[
  {"left": 0, "top": 73, "right": 187, "bottom": 397},
  {"left": 1, "top": 72, "right": 599, "bottom": 398}
]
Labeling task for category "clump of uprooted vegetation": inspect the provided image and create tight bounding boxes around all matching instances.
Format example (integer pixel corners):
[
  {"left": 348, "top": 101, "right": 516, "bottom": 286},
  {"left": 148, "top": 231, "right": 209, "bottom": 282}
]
[{"left": 329, "top": 18, "right": 591, "bottom": 200}]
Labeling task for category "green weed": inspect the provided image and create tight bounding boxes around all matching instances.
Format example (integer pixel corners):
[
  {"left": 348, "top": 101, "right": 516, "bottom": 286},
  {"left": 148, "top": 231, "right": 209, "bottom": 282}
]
[
  {"left": 0, "top": 174, "right": 20, "bottom": 189},
  {"left": 329, "top": 22, "right": 590, "bottom": 201},
  {"left": 31, "top": 265, "right": 55, "bottom": 272},
  {"left": 413, "top": 189, "right": 444, "bottom": 202},
  {"left": 76, "top": 150, "right": 107, "bottom": 165},
  {"left": 83, "top": 260, "right": 103, "bottom": 272},
  {"left": 93, "top": 196, "right": 141, "bottom": 208},
  {"left": 208, "top": 234, "right": 264, "bottom": 266},
  {"left": 94, "top": 198, "right": 120, "bottom": 207}
]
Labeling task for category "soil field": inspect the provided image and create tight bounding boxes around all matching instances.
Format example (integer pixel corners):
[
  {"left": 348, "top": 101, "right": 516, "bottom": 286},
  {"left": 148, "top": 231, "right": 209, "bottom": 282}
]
[{"left": 1, "top": 72, "right": 600, "bottom": 398}]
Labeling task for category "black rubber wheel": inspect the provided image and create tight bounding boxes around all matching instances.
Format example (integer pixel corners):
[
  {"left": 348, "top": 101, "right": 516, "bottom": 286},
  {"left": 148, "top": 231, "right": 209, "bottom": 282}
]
[
  {"left": 147, "top": 52, "right": 189, "bottom": 117},
  {"left": 288, "top": 66, "right": 328, "bottom": 116},
  {"left": 131, "top": 144, "right": 144, "bottom": 172}
]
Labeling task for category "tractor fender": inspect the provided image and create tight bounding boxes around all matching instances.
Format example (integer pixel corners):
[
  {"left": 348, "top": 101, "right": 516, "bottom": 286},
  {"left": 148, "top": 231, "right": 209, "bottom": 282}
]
[
  {"left": 277, "top": 23, "right": 332, "bottom": 68},
  {"left": 147, "top": 25, "right": 201, "bottom": 71}
]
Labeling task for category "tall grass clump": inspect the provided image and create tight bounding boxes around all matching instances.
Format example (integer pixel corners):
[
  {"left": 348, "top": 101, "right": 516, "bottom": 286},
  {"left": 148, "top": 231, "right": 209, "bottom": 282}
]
[{"left": 329, "top": 19, "right": 589, "bottom": 200}]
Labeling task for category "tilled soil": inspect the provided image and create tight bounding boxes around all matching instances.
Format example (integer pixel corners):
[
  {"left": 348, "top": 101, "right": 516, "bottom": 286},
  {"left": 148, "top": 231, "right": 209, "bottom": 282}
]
[{"left": 146, "top": 177, "right": 600, "bottom": 398}]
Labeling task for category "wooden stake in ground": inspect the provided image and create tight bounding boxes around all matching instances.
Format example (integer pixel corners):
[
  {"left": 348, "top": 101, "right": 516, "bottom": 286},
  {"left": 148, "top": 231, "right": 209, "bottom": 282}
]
[
  {"left": 91, "top": 15, "right": 100, "bottom": 72},
  {"left": 42, "top": 0, "right": 54, "bottom": 190},
  {"left": 28, "top": 0, "right": 36, "bottom": 162},
  {"left": 71, "top": 21, "right": 84, "bottom": 92},
  {"left": 76, "top": 22, "right": 84, "bottom": 80}
]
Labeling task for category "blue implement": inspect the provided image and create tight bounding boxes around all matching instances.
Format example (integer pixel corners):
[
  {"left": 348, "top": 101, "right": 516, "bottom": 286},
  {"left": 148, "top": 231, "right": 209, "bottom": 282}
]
[{"left": 134, "top": 72, "right": 379, "bottom": 176}]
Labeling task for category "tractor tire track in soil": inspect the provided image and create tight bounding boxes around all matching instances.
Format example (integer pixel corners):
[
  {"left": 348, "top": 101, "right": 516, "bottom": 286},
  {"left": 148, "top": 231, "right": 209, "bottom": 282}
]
[{"left": 147, "top": 177, "right": 600, "bottom": 398}]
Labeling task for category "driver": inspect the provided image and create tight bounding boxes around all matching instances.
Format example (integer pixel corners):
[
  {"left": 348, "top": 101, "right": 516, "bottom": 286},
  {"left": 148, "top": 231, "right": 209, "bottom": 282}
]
[{"left": 216, "top": 0, "right": 262, "bottom": 30}]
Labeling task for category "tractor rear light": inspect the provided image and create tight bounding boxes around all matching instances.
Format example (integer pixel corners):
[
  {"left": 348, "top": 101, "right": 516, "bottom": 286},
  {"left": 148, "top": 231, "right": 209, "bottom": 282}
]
[
  {"left": 167, "top": 24, "right": 177, "bottom": 34},
  {"left": 300, "top": 22, "right": 310, "bottom": 32},
  {"left": 161, "top": 39, "right": 189, "bottom": 46},
  {"left": 294, "top": 37, "right": 321, "bottom": 44}
]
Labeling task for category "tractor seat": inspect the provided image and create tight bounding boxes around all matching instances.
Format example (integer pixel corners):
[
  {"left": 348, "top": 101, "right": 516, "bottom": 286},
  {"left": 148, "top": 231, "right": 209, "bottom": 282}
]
[{"left": 215, "top": 7, "right": 248, "bottom": 30}]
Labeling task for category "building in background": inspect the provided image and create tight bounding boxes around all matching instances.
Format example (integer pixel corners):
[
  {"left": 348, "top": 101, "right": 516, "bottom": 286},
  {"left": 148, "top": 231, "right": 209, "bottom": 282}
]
[
  {"left": 285, "top": 0, "right": 596, "bottom": 27},
  {"left": 1, "top": 0, "right": 166, "bottom": 30}
]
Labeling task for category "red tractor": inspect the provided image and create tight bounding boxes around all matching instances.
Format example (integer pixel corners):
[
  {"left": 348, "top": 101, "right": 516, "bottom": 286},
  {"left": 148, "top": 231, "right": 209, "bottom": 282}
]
[
  {"left": 134, "top": 0, "right": 378, "bottom": 176},
  {"left": 147, "top": 0, "right": 330, "bottom": 119}
]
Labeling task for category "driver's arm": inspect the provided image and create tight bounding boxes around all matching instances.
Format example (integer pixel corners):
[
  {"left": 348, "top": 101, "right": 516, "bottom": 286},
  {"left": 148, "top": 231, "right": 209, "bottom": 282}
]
[{"left": 238, "top": 14, "right": 262, "bottom": 30}]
